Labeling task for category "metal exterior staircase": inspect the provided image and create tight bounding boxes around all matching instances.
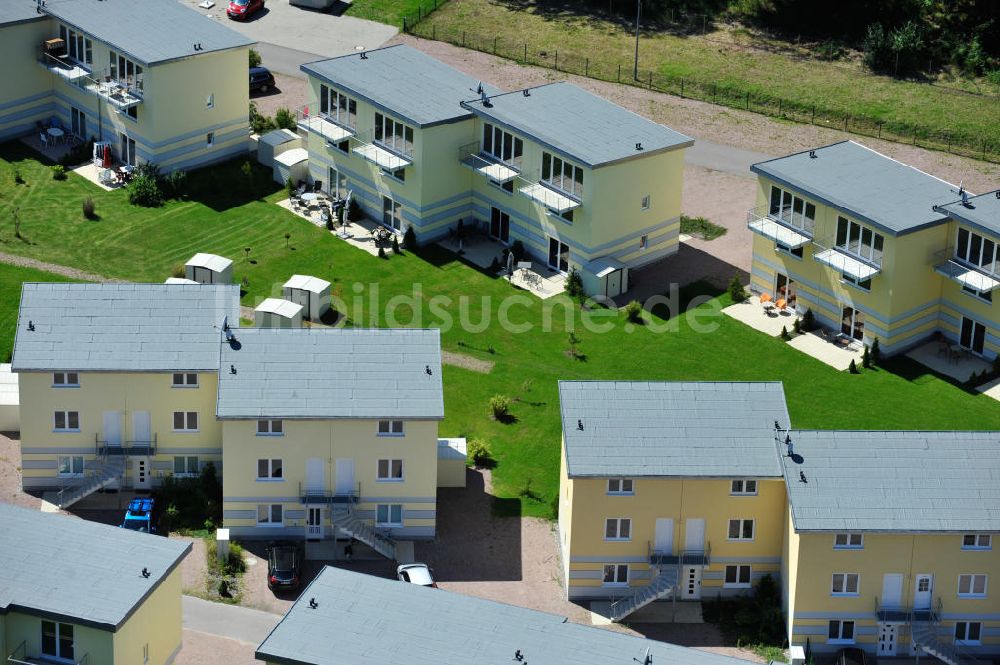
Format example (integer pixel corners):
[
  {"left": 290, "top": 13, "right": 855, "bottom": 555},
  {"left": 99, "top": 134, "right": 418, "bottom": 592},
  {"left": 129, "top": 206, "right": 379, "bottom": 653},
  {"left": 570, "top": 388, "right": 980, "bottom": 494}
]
[
  {"left": 609, "top": 565, "right": 679, "bottom": 622},
  {"left": 331, "top": 505, "right": 396, "bottom": 561},
  {"left": 43, "top": 456, "right": 125, "bottom": 509},
  {"left": 913, "top": 619, "right": 978, "bottom": 665}
]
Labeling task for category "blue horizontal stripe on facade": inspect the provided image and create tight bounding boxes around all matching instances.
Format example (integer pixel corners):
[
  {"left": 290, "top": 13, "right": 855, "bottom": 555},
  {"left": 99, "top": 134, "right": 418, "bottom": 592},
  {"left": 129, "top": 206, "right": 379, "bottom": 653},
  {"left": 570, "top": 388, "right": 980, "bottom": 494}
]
[
  {"left": 569, "top": 555, "right": 651, "bottom": 564},
  {"left": 223, "top": 510, "right": 256, "bottom": 520},
  {"left": 21, "top": 460, "right": 57, "bottom": 469},
  {"left": 569, "top": 570, "right": 603, "bottom": 580},
  {"left": 711, "top": 556, "right": 783, "bottom": 564},
  {"left": 156, "top": 448, "right": 223, "bottom": 455},
  {"left": 403, "top": 510, "right": 436, "bottom": 520},
  {"left": 0, "top": 89, "right": 53, "bottom": 112}
]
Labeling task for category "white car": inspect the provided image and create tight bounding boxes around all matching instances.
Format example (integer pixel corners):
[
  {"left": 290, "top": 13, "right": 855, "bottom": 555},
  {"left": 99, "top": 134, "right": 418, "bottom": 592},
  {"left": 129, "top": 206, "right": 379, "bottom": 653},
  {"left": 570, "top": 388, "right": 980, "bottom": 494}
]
[{"left": 396, "top": 563, "right": 437, "bottom": 588}]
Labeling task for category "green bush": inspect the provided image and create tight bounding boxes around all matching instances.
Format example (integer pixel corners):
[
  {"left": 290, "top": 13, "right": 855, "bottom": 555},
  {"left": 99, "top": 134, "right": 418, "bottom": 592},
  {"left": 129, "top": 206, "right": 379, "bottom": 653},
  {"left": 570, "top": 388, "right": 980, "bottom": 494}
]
[
  {"left": 565, "top": 268, "right": 584, "bottom": 299},
  {"left": 155, "top": 462, "right": 222, "bottom": 533},
  {"left": 163, "top": 169, "right": 188, "bottom": 199},
  {"left": 59, "top": 138, "right": 94, "bottom": 167},
  {"left": 624, "top": 300, "right": 643, "bottom": 324},
  {"left": 510, "top": 239, "right": 526, "bottom": 262},
  {"left": 347, "top": 197, "right": 363, "bottom": 222},
  {"left": 862, "top": 345, "right": 871, "bottom": 368},
  {"left": 800, "top": 308, "right": 816, "bottom": 332},
  {"left": 792, "top": 318, "right": 801, "bottom": 334},
  {"left": 727, "top": 275, "right": 748, "bottom": 303},
  {"left": 249, "top": 48, "right": 262, "bottom": 68},
  {"left": 391, "top": 234, "right": 401, "bottom": 254},
  {"left": 403, "top": 225, "right": 417, "bottom": 250},
  {"left": 274, "top": 107, "right": 296, "bottom": 131},
  {"left": 378, "top": 246, "right": 387, "bottom": 259},
  {"left": 14, "top": 169, "right": 24, "bottom": 184},
  {"left": 489, "top": 394, "right": 512, "bottom": 422},
  {"left": 127, "top": 174, "right": 163, "bottom": 207},
  {"left": 780, "top": 325, "right": 791, "bottom": 341},
  {"left": 870, "top": 337, "right": 881, "bottom": 366},
  {"left": 250, "top": 101, "right": 277, "bottom": 135},
  {"left": 82, "top": 197, "right": 96, "bottom": 220},
  {"left": 467, "top": 438, "right": 495, "bottom": 468},
  {"left": 848, "top": 359, "right": 860, "bottom": 374},
  {"left": 51, "top": 165, "right": 67, "bottom": 180}
]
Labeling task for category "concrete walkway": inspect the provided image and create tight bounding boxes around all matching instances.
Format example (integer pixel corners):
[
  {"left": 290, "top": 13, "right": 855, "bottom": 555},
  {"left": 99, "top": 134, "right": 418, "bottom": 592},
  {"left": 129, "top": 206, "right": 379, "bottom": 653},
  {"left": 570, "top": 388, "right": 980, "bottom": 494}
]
[{"left": 182, "top": 596, "right": 281, "bottom": 646}]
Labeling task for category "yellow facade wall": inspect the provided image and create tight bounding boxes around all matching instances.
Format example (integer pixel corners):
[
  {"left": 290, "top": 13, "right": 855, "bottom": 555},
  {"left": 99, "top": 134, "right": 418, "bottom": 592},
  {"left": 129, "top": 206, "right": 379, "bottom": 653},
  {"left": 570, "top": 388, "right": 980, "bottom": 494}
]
[
  {"left": 112, "top": 567, "right": 183, "bottom": 665},
  {"left": 0, "top": 19, "right": 54, "bottom": 141},
  {"left": 1, "top": 612, "right": 113, "bottom": 664}
]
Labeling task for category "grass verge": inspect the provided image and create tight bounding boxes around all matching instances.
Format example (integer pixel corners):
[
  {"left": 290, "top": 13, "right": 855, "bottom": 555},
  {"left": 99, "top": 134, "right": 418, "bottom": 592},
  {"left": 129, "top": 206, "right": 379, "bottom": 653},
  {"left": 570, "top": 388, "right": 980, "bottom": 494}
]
[{"left": 681, "top": 214, "right": 728, "bottom": 241}]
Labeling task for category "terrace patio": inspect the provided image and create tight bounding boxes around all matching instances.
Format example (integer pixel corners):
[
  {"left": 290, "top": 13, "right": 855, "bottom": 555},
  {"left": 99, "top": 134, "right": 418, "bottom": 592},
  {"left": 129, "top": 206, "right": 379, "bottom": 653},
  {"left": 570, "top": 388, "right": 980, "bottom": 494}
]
[
  {"left": 436, "top": 234, "right": 566, "bottom": 299},
  {"left": 905, "top": 339, "right": 992, "bottom": 385}
]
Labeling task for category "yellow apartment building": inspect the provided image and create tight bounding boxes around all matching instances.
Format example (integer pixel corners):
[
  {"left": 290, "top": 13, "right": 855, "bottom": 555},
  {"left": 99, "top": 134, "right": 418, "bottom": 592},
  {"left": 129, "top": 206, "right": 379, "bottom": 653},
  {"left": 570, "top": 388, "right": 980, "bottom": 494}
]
[
  {"left": 747, "top": 141, "right": 997, "bottom": 359},
  {"left": 297, "top": 44, "right": 693, "bottom": 297},
  {"left": 0, "top": 502, "right": 190, "bottom": 665},
  {"left": 217, "top": 327, "right": 444, "bottom": 557},
  {"left": 0, "top": 0, "right": 251, "bottom": 171}
]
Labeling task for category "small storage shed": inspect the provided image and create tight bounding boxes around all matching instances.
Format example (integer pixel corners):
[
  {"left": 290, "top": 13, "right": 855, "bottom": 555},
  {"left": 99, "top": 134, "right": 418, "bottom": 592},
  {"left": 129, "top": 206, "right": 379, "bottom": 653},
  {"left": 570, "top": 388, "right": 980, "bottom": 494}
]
[
  {"left": 258, "top": 129, "right": 299, "bottom": 172},
  {"left": 282, "top": 275, "right": 332, "bottom": 321},
  {"left": 437, "top": 438, "right": 467, "bottom": 488},
  {"left": 185, "top": 253, "right": 233, "bottom": 285},
  {"left": 582, "top": 256, "right": 628, "bottom": 299},
  {"left": 254, "top": 298, "right": 304, "bottom": 329},
  {"left": 0, "top": 364, "right": 18, "bottom": 432},
  {"left": 164, "top": 277, "right": 199, "bottom": 285},
  {"left": 274, "top": 148, "right": 309, "bottom": 188}
]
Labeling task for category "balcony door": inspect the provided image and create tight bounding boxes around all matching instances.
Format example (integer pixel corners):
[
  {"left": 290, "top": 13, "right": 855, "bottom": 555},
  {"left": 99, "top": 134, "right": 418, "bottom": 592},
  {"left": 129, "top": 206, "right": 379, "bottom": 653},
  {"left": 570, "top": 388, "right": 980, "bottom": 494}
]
[
  {"left": 103, "top": 410, "right": 122, "bottom": 446},
  {"left": 653, "top": 518, "right": 674, "bottom": 555},
  {"left": 960, "top": 316, "right": 986, "bottom": 355},
  {"left": 490, "top": 207, "right": 510, "bottom": 244},
  {"left": 775, "top": 273, "right": 797, "bottom": 308},
  {"left": 382, "top": 196, "right": 401, "bottom": 232},
  {"left": 132, "top": 411, "right": 151, "bottom": 445},
  {"left": 841, "top": 306, "right": 864, "bottom": 341},
  {"left": 548, "top": 237, "right": 569, "bottom": 273},
  {"left": 334, "top": 458, "right": 354, "bottom": 496},
  {"left": 71, "top": 107, "right": 87, "bottom": 140},
  {"left": 119, "top": 132, "right": 136, "bottom": 166}
]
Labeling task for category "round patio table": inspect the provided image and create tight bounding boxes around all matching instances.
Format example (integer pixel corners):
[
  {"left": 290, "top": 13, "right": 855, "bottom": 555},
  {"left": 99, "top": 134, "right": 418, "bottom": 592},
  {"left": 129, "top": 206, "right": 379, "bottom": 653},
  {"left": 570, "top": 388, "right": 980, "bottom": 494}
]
[
  {"left": 47, "top": 127, "right": 64, "bottom": 143},
  {"left": 300, "top": 193, "right": 318, "bottom": 203}
]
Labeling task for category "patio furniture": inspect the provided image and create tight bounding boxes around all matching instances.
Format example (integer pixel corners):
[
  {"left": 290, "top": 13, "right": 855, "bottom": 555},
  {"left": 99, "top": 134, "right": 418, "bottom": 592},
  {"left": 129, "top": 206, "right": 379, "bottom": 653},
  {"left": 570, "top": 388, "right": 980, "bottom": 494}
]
[
  {"left": 775, "top": 298, "right": 787, "bottom": 312},
  {"left": 949, "top": 344, "right": 965, "bottom": 364},
  {"left": 99, "top": 169, "right": 116, "bottom": 186},
  {"left": 39, "top": 132, "right": 48, "bottom": 148},
  {"left": 313, "top": 180, "right": 323, "bottom": 193}
]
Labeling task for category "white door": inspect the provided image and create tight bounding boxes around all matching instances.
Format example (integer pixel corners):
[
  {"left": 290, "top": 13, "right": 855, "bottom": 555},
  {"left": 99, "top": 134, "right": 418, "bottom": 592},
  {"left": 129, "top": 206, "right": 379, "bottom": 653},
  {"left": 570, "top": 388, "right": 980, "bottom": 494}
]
[
  {"left": 606, "top": 269, "right": 622, "bottom": 297},
  {"left": 132, "top": 410, "right": 151, "bottom": 445},
  {"left": 306, "top": 458, "right": 324, "bottom": 494},
  {"left": 653, "top": 518, "right": 674, "bottom": 555},
  {"left": 306, "top": 507, "right": 322, "bottom": 539},
  {"left": 133, "top": 457, "right": 151, "bottom": 489},
  {"left": 682, "top": 566, "right": 702, "bottom": 599},
  {"left": 914, "top": 574, "right": 933, "bottom": 610},
  {"left": 684, "top": 518, "right": 705, "bottom": 553},
  {"left": 290, "top": 289, "right": 310, "bottom": 319},
  {"left": 881, "top": 573, "right": 904, "bottom": 608},
  {"left": 335, "top": 458, "right": 355, "bottom": 496},
  {"left": 103, "top": 411, "right": 122, "bottom": 446},
  {"left": 878, "top": 623, "right": 897, "bottom": 657}
]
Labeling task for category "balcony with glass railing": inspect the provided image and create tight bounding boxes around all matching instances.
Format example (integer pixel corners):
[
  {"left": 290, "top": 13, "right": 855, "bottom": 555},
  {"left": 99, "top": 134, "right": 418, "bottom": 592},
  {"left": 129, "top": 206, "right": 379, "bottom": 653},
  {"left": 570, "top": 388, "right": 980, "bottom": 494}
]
[
  {"left": 934, "top": 246, "right": 1000, "bottom": 293},
  {"left": 38, "top": 51, "right": 143, "bottom": 109},
  {"left": 811, "top": 232, "right": 883, "bottom": 282},
  {"left": 746, "top": 204, "right": 813, "bottom": 249},
  {"left": 458, "top": 141, "right": 519, "bottom": 183},
  {"left": 517, "top": 168, "right": 582, "bottom": 214},
  {"left": 352, "top": 129, "right": 412, "bottom": 171},
  {"left": 296, "top": 105, "right": 355, "bottom": 145}
]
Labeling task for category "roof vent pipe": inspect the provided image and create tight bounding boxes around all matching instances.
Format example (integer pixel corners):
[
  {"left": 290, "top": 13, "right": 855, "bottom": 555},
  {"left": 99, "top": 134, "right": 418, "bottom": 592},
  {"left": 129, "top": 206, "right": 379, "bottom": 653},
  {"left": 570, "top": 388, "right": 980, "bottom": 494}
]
[{"left": 808, "top": 150, "right": 816, "bottom": 158}]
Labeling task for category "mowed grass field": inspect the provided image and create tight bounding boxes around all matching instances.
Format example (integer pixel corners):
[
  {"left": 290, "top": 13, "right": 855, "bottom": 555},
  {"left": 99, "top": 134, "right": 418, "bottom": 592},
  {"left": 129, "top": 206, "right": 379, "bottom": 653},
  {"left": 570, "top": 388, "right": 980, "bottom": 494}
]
[
  {"left": 2, "top": 144, "right": 999, "bottom": 516},
  {"left": 416, "top": 0, "right": 1000, "bottom": 149},
  {"left": 344, "top": 0, "right": 430, "bottom": 25}
]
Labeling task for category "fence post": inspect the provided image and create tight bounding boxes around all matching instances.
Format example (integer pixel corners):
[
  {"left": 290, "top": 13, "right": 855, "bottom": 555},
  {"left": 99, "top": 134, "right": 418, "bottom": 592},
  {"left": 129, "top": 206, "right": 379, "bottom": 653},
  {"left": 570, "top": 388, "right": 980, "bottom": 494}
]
[
  {"left": 555, "top": 50, "right": 558, "bottom": 71},
  {"left": 746, "top": 91, "right": 750, "bottom": 110},
  {"left": 524, "top": 43, "right": 527, "bottom": 63},
  {"left": 585, "top": 57, "right": 589, "bottom": 77},
  {"left": 712, "top": 83, "right": 716, "bottom": 102},
  {"left": 418, "top": 5, "right": 422, "bottom": 20},
  {"left": 433, "top": 24, "right": 436, "bottom": 40},
  {"left": 493, "top": 36, "right": 498, "bottom": 55},
  {"left": 617, "top": 63, "right": 621, "bottom": 82},
  {"left": 877, "top": 121, "right": 882, "bottom": 139},
  {"left": 648, "top": 71, "right": 652, "bottom": 89},
  {"left": 912, "top": 126, "right": 917, "bottom": 145},
  {"left": 778, "top": 98, "right": 782, "bottom": 117},
  {"left": 811, "top": 105, "right": 815, "bottom": 124},
  {"left": 462, "top": 31, "right": 466, "bottom": 47},
  {"left": 402, "top": 16, "right": 407, "bottom": 32},
  {"left": 844, "top": 115, "right": 848, "bottom": 133}
]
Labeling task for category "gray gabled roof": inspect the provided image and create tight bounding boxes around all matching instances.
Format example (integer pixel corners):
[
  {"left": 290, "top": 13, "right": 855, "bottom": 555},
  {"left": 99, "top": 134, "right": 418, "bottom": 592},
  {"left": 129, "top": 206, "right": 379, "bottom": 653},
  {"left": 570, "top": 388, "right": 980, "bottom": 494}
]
[
  {"left": 300, "top": 44, "right": 499, "bottom": 128},
  {"left": 782, "top": 430, "right": 1000, "bottom": 532},
  {"left": 12, "top": 283, "right": 240, "bottom": 373},
  {"left": 935, "top": 189, "right": 1000, "bottom": 238},
  {"left": 216, "top": 328, "right": 444, "bottom": 419},
  {"left": 751, "top": 141, "right": 961, "bottom": 235},
  {"left": 462, "top": 82, "right": 693, "bottom": 168},
  {"left": 39, "top": 0, "right": 254, "bottom": 65},
  {"left": 560, "top": 381, "right": 790, "bottom": 478},
  {"left": 0, "top": 503, "right": 190, "bottom": 630},
  {"left": 256, "top": 566, "right": 753, "bottom": 665}
]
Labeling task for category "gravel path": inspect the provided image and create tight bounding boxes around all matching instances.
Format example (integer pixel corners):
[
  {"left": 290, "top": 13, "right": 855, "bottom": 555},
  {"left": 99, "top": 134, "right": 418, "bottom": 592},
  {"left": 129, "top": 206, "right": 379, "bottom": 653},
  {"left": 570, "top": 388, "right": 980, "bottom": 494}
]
[{"left": 0, "top": 251, "right": 121, "bottom": 283}]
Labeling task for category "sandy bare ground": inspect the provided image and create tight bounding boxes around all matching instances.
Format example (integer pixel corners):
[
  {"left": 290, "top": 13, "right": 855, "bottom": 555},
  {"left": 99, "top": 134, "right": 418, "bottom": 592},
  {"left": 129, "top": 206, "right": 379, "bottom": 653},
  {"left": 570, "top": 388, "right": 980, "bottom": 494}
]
[
  {"left": 442, "top": 349, "right": 495, "bottom": 373},
  {"left": 251, "top": 74, "right": 308, "bottom": 119},
  {"left": 174, "top": 629, "right": 258, "bottom": 665},
  {"left": 0, "top": 433, "right": 38, "bottom": 509},
  {"left": 177, "top": 535, "right": 208, "bottom": 596}
]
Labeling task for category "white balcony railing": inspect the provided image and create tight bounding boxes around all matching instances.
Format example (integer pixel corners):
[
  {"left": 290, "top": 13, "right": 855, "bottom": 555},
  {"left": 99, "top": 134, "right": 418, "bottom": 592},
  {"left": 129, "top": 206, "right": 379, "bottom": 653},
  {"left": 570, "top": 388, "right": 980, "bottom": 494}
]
[
  {"left": 934, "top": 247, "right": 1000, "bottom": 292},
  {"left": 39, "top": 51, "right": 143, "bottom": 109},
  {"left": 458, "top": 141, "right": 519, "bottom": 183},
  {"left": 352, "top": 129, "right": 412, "bottom": 171},
  {"left": 746, "top": 205, "right": 812, "bottom": 249},
  {"left": 296, "top": 106, "right": 355, "bottom": 144}
]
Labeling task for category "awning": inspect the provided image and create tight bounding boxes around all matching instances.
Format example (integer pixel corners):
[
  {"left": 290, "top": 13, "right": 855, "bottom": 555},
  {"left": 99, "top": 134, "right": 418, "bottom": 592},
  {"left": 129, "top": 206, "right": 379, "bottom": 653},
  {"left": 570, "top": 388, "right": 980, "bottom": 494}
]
[
  {"left": 460, "top": 153, "right": 517, "bottom": 183},
  {"left": 353, "top": 143, "right": 412, "bottom": 171},
  {"left": 301, "top": 115, "right": 354, "bottom": 143},
  {"left": 747, "top": 217, "right": 811, "bottom": 249},
  {"left": 935, "top": 261, "right": 1000, "bottom": 292},
  {"left": 814, "top": 248, "right": 881, "bottom": 281},
  {"left": 519, "top": 183, "right": 581, "bottom": 213}
]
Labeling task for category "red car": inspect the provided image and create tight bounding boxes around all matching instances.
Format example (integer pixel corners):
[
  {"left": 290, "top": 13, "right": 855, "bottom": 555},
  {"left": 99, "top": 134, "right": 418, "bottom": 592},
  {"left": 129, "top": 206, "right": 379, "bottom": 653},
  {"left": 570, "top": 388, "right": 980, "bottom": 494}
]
[{"left": 227, "top": 0, "right": 264, "bottom": 20}]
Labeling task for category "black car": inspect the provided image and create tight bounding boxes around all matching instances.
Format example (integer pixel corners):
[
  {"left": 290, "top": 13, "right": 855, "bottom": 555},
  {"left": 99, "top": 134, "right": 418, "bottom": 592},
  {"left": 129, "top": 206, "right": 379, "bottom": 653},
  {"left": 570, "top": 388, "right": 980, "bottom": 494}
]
[
  {"left": 837, "top": 647, "right": 866, "bottom": 665},
  {"left": 250, "top": 67, "right": 275, "bottom": 94},
  {"left": 267, "top": 543, "right": 301, "bottom": 591}
]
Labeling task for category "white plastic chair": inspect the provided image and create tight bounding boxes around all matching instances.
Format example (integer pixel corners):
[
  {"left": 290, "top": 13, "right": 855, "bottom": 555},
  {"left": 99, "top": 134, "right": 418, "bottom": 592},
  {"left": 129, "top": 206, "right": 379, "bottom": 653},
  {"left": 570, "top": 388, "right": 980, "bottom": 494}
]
[{"left": 39, "top": 133, "right": 48, "bottom": 148}]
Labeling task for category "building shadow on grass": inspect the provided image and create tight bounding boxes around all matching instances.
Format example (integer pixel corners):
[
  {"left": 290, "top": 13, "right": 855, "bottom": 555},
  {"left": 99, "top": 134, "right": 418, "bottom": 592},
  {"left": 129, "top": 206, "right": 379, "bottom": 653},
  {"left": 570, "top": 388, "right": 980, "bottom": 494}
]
[
  {"left": 182, "top": 159, "right": 282, "bottom": 212},
  {"left": 620, "top": 242, "right": 745, "bottom": 309}
]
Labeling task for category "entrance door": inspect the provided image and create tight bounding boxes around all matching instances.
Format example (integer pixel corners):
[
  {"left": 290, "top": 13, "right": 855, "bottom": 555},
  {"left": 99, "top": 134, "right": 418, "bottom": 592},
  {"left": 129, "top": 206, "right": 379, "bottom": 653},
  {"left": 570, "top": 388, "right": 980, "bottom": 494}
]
[
  {"left": 306, "top": 507, "right": 323, "bottom": 540},
  {"left": 914, "top": 574, "right": 933, "bottom": 610},
  {"left": 327, "top": 166, "right": 347, "bottom": 200},
  {"left": 841, "top": 306, "right": 864, "bottom": 341},
  {"left": 133, "top": 457, "right": 151, "bottom": 489},
  {"left": 776, "top": 273, "right": 797, "bottom": 309},
  {"left": 490, "top": 207, "right": 510, "bottom": 243},
  {"left": 290, "top": 288, "right": 311, "bottom": 319},
  {"left": 119, "top": 132, "right": 136, "bottom": 166},
  {"left": 548, "top": 237, "right": 569, "bottom": 272},
  {"left": 382, "top": 196, "right": 402, "bottom": 231},
  {"left": 682, "top": 566, "right": 702, "bottom": 599},
  {"left": 132, "top": 411, "right": 151, "bottom": 446},
  {"left": 653, "top": 518, "right": 674, "bottom": 555},
  {"left": 960, "top": 316, "right": 986, "bottom": 355},
  {"left": 684, "top": 518, "right": 705, "bottom": 553},
  {"left": 334, "top": 458, "right": 355, "bottom": 496},
  {"left": 882, "top": 573, "right": 903, "bottom": 608},
  {"left": 606, "top": 269, "right": 623, "bottom": 297},
  {"left": 103, "top": 411, "right": 122, "bottom": 446},
  {"left": 878, "top": 623, "right": 897, "bottom": 657},
  {"left": 305, "top": 458, "right": 324, "bottom": 494},
  {"left": 71, "top": 107, "right": 86, "bottom": 139}
]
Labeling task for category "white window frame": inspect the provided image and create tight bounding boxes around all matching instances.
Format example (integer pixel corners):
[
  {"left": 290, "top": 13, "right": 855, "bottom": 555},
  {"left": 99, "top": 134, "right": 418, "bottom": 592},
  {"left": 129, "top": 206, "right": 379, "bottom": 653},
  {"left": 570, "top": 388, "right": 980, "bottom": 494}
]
[
  {"left": 768, "top": 185, "right": 816, "bottom": 235},
  {"left": 172, "top": 411, "right": 198, "bottom": 432},
  {"left": 835, "top": 215, "right": 885, "bottom": 266},
  {"left": 256, "top": 458, "right": 283, "bottom": 481},
  {"left": 828, "top": 619, "right": 855, "bottom": 644},
  {"left": 958, "top": 574, "right": 987, "bottom": 598},
  {"left": 834, "top": 533, "right": 864, "bottom": 549},
  {"left": 257, "top": 419, "right": 284, "bottom": 436},
  {"left": 57, "top": 455, "right": 84, "bottom": 477},
  {"left": 482, "top": 122, "right": 523, "bottom": 169},
  {"left": 376, "top": 503, "right": 404, "bottom": 527},
  {"left": 541, "top": 151, "right": 584, "bottom": 200},
  {"left": 59, "top": 25, "right": 92, "bottom": 67},
  {"left": 728, "top": 518, "right": 755, "bottom": 541},
  {"left": 639, "top": 234, "right": 648, "bottom": 250},
  {"left": 641, "top": 195, "right": 650, "bottom": 210},
  {"left": 724, "top": 564, "right": 752, "bottom": 588},
  {"left": 602, "top": 563, "right": 629, "bottom": 586},
  {"left": 319, "top": 85, "right": 357, "bottom": 129},
  {"left": 53, "top": 410, "right": 80, "bottom": 432},
  {"left": 954, "top": 621, "right": 982, "bottom": 645},
  {"left": 206, "top": 132, "right": 215, "bottom": 147},
  {"left": 52, "top": 372, "right": 79, "bottom": 387},
  {"left": 831, "top": 573, "right": 861, "bottom": 596},
  {"left": 41, "top": 620, "right": 75, "bottom": 661},
  {"left": 173, "top": 455, "right": 199, "bottom": 477},
  {"left": 955, "top": 227, "right": 999, "bottom": 276},
  {"left": 606, "top": 478, "right": 634, "bottom": 495},
  {"left": 374, "top": 112, "right": 413, "bottom": 157},
  {"left": 376, "top": 458, "right": 404, "bottom": 482},
  {"left": 377, "top": 420, "right": 404, "bottom": 437},
  {"left": 730, "top": 479, "right": 758, "bottom": 496},
  {"left": 962, "top": 534, "right": 992, "bottom": 550},
  {"left": 604, "top": 517, "right": 632, "bottom": 541},
  {"left": 171, "top": 372, "right": 198, "bottom": 388},
  {"left": 257, "top": 503, "right": 283, "bottom": 526}
]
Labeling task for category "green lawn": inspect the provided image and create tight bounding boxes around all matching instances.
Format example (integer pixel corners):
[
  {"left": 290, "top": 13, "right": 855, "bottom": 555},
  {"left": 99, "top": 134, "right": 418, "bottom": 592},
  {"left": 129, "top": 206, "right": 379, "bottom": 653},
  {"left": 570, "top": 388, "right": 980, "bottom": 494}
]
[
  {"left": 415, "top": 0, "right": 1000, "bottom": 158},
  {"left": 344, "top": 0, "right": 442, "bottom": 27},
  {"left": 0, "top": 263, "right": 76, "bottom": 362},
  {"left": 2, "top": 144, "right": 999, "bottom": 516}
]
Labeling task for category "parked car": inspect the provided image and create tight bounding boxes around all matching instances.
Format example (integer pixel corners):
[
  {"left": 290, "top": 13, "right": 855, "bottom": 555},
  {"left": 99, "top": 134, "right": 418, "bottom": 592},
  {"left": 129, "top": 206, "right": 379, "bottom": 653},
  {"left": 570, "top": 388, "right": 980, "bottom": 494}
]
[
  {"left": 396, "top": 563, "right": 437, "bottom": 588},
  {"left": 249, "top": 67, "right": 275, "bottom": 94},
  {"left": 120, "top": 497, "right": 155, "bottom": 533},
  {"left": 267, "top": 543, "right": 301, "bottom": 591},
  {"left": 837, "top": 647, "right": 866, "bottom": 665},
  {"left": 227, "top": 0, "right": 264, "bottom": 20}
]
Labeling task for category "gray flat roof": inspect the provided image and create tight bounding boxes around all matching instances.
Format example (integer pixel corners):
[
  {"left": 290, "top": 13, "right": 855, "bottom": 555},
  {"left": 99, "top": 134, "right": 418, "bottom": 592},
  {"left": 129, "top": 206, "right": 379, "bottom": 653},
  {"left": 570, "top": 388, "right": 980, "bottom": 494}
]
[
  {"left": 0, "top": 503, "right": 189, "bottom": 630},
  {"left": 301, "top": 44, "right": 499, "bottom": 128},
  {"left": 560, "top": 381, "right": 790, "bottom": 478},
  {"left": 12, "top": 283, "right": 240, "bottom": 373},
  {"left": 41, "top": 0, "right": 254, "bottom": 65},
  {"left": 751, "top": 141, "right": 961, "bottom": 235},
  {"left": 782, "top": 430, "right": 1000, "bottom": 532},
  {"left": 935, "top": 189, "right": 1000, "bottom": 238},
  {"left": 217, "top": 328, "right": 444, "bottom": 419},
  {"left": 463, "top": 82, "right": 693, "bottom": 168},
  {"left": 256, "top": 566, "right": 754, "bottom": 665},
  {"left": 0, "top": 0, "right": 46, "bottom": 26}
]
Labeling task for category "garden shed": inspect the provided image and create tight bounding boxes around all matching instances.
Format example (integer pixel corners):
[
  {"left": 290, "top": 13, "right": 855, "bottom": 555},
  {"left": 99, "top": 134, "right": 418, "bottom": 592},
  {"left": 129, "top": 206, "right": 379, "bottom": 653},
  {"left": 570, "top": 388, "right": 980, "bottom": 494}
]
[
  {"left": 282, "top": 274, "right": 331, "bottom": 321},
  {"left": 274, "top": 148, "right": 309, "bottom": 188},
  {"left": 258, "top": 129, "right": 300, "bottom": 180},
  {"left": 185, "top": 253, "right": 233, "bottom": 285},
  {"left": 254, "top": 298, "right": 303, "bottom": 329},
  {"left": 437, "top": 438, "right": 467, "bottom": 488},
  {"left": 164, "top": 277, "right": 199, "bottom": 285},
  {"left": 582, "top": 257, "right": 628, "bottom": 299}
]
